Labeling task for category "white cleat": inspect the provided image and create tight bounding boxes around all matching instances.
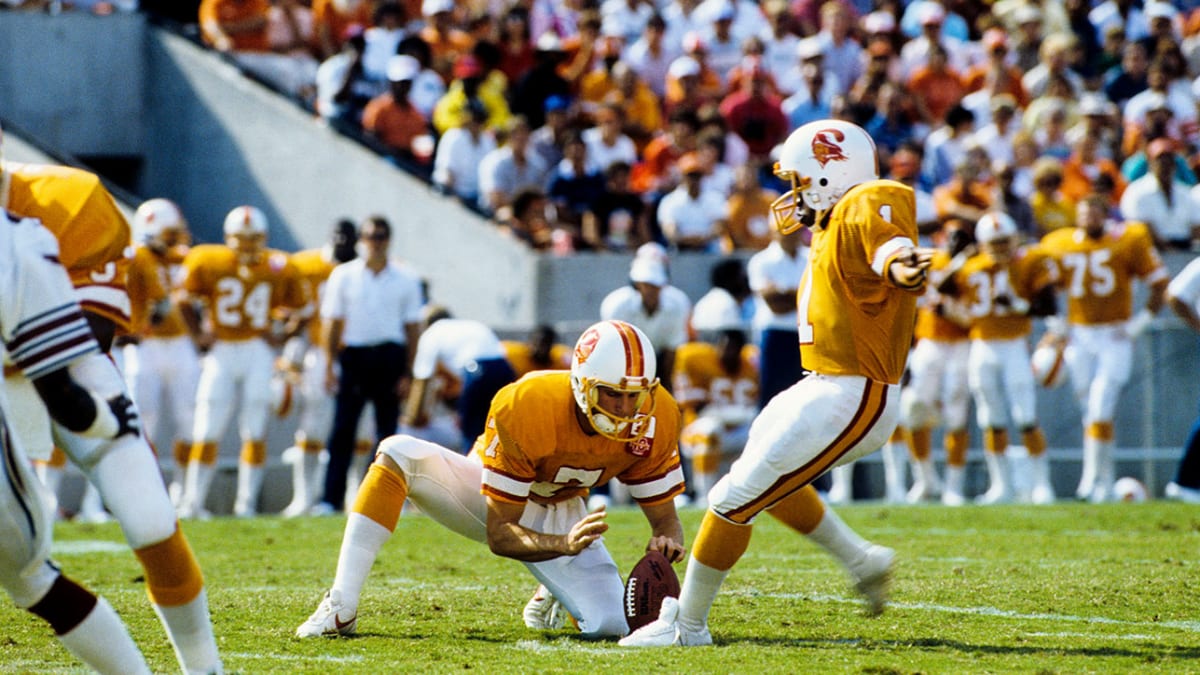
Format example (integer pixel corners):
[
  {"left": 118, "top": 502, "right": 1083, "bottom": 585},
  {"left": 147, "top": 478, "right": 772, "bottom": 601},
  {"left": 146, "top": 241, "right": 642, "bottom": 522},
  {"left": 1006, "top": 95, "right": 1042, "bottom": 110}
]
[
  {"left": 905, "top": 480, "right": 940, "bottom": 504},
  {"left": 1030, "top": 483, "right": 1056, "bottom": 505},
  {"left": 1088, "top": 483, "right": 1113, "bottom": 504},
  {"left": 850, "top": 545, "right": 894, "bottom": 617},
  {"left": 523, "top": 585, "right": 567, "bottom": 630},
  {"left": 941, "top": 489, "right": 965, "bottom": 507},
  {"left": 1165, "top": 482, "right": 1200, "bottom": 503},
  {"left": 296, "top": 590, "right": 357, "bottom": 638},
  {"left": 619, "top": 597, "right": 712, "bottom": 647},
  {"left": 975, "top": 485, "right": 1011, "bottom": 505}
]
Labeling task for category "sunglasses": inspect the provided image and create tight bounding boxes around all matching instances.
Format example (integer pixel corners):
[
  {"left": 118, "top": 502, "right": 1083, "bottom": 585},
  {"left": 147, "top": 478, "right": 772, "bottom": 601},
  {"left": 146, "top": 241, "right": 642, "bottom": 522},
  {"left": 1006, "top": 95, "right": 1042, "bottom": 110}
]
[{"left": 364, "top": 232, "right": 390, "bottom": 241}]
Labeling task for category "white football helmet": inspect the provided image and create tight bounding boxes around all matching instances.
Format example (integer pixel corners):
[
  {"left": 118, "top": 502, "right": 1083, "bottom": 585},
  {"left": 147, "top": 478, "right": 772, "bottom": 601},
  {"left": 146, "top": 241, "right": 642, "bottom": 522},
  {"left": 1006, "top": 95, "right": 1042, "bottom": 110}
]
[
  {"left": 974, "top": 211, "right": 1018, "bottom": 244},
  {"left": 224, "top": 205, "right": 268, "bottom": 237},
  {"left": 133, "top": 198, "right": 187, "bottom": 248},
  {"left": 771, "top": 119, "right": 879, "bottom": 234},
  {"left": 570, "top": 320, "right": 659, "bottom": 442}
]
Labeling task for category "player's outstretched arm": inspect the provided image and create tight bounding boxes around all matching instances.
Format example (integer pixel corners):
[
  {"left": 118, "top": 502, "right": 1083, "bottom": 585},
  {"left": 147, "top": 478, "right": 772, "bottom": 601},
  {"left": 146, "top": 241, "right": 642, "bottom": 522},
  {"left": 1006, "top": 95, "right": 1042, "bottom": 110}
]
[
  {"left": 486, "top": 498, "right": 609, "bottom": 562},
  {"left": 638, "top": 499, "right": 685, "bottom": 563}
]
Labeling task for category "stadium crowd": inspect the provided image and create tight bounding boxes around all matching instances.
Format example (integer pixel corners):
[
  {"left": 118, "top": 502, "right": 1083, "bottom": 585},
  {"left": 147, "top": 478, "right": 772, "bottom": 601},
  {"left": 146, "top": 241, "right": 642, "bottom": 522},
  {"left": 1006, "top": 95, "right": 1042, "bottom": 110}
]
[{"left": 181, "top": 0, "right": 1200, "bottom": 256}]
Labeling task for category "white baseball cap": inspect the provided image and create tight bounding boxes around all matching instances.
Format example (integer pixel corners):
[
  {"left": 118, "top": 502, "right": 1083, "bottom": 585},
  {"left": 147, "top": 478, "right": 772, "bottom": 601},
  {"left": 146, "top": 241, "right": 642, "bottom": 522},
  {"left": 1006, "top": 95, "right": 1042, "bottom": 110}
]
[{"left": 629, "top": 257, "right": 668, "bottom": 286}]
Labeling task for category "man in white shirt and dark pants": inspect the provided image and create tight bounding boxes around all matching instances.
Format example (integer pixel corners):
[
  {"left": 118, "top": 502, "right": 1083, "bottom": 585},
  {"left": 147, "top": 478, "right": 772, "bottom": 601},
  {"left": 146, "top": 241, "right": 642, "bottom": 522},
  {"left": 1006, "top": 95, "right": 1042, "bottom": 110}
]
[{"left": 317, "top": 216, "right": 425, "bottom": 513}]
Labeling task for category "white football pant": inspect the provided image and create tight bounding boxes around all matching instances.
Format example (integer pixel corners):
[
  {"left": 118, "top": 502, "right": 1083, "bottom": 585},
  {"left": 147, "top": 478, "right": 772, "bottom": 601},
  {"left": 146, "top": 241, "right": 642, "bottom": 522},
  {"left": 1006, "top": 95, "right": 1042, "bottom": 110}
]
[{"left": 378, "top": 436, "right": 628, "bottom": 637}]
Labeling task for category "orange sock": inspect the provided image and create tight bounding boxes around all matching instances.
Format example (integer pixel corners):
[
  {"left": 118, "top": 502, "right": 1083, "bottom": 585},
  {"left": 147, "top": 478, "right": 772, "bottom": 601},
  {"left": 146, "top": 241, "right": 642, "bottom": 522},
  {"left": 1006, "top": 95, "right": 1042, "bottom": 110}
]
[
  {"left": 240, "top": 440, "right": 266, "bottom": 466},
  {"left": 1022, "top": 427, "right": 1046, "bottom": 457},
  {"left": 693, "top": 509, "right": 752, "bottom": 572},
  {"left": 1086, "top": 421, "right": 1114, "bottom": 442},
  {"left": 134, "top": 526, "right": 204, "bottom": 607},
  {"left": 908, "top": 427, "right": 932, "bottom": 461},
  {"left": 190, "top": 442, "right": 218, "bottom": 464},
  {"left": 352, "top": 463, "right": 409, "bottom": 532},
  {"left": 984, "top": 428, "right": 1009, "bottom": 455},
  {"left": 945, "top": 429, "right": 969, "bottom": 466},
  {"left": 766, "top": 484, "right": 826, "bottom": 534},
  {"left": 172, "top": 440, "right": 189, "bottom": 468}
]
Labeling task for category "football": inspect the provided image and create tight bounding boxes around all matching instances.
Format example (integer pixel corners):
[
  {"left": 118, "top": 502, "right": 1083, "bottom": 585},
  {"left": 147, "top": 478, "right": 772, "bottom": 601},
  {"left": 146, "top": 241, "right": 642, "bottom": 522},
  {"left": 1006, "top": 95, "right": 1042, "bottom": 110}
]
[
  {"left": 1030, "top": 339, "right": 1066, "bottom": 388},
  {"left": 624, "top": 550, "right": 681, "bottom": 631},
  {"left": 1113, "top": 477, "right": 1148, "bottom": 503}
]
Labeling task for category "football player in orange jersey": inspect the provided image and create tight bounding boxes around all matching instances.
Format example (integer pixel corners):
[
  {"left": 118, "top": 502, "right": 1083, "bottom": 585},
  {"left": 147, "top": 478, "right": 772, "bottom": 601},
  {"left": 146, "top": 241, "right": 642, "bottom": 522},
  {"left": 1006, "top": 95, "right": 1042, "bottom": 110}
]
[
  {"left": 278, "top": 219, "right": 378, "bottom": 518},
  {"left": 297, "top": 320, "right": 686, "bottom": 638},
  {"left": 622, "top": 119, "right": 933, "bottom": 648},
  {"left": 178, "top": 205, "right": 310, "bottom": 519},
  {"left": 124, "top": 198, "right": 201, "bottom": 507},
  {"left": 901, "top": 218, "right": 974, "bottom": 505},
  {"left": 502, "top": 324, "right": 572, "bottom": 378},
  {"left": 673, "top": 328, "right": 759, "bottom": 510},
  {"left": 0, "top": 131, "right": 222, "bottom": 673},
  {"left": 1040, "top": 195, "right": 1168, "bottom": 502},
  {"left": 941, "top": 212, "right": 1060, "bottom": 505}
]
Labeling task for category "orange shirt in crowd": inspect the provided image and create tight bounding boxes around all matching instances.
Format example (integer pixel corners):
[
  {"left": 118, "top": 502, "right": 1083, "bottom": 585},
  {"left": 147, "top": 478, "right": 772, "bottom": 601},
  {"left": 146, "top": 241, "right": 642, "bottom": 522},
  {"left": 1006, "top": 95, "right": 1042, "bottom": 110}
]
[
  {"left": 200, "top": 0, "right": 271, "bottom": 52},
  {"left": 362, "top": 95, "right": 429, "bottom": 154}
]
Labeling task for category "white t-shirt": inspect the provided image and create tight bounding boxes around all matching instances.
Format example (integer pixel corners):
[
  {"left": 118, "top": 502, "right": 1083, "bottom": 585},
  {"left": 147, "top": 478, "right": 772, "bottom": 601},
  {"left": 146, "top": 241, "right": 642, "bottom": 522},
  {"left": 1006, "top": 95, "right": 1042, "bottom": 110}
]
[
  {"left": 657, "top": 187, "right": 727, "bottom": 248},
  {"left": 747, "top": 241, "right": 807, "bottom": 331},
  {"left": 322, "top": 259, "right": 425, "bottom": 347},
  {"left": 1119, "top": 176, "right": 1200, "bottom": 243},
  {"left": 411, "top": 318, "right": 506, "bottom": 380},
  {"left": 599, "top": 284, "right": 692, "bottom": 350},
  {"left": 582, "top": 128, "right": 638, "bottom": 172}
]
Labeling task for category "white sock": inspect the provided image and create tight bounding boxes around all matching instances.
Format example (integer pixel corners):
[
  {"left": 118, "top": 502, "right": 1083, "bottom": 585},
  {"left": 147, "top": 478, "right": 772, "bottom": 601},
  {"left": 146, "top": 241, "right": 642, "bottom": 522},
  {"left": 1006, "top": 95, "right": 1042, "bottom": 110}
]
[
  {"left": 332, "top": 513, "right": 393, "bottom": 613},
  {"left": 58, "top": 597, "right": 151, "bottom": 675},
  {"left": 153, "top": 589, "right": 222, "bottom": 675},
  {"left": 806, "top": 508, "right": 870, "bottom": 569},
  {"left": 676, "top": 557, "right": 727, "bottom": 631}
]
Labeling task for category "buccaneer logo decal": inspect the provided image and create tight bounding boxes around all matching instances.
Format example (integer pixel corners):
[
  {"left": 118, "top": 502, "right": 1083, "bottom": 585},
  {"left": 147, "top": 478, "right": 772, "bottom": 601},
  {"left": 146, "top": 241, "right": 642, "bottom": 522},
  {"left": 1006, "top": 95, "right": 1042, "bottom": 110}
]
[{"left": 812, "top": 129, "right": 847, "bottom": 167}]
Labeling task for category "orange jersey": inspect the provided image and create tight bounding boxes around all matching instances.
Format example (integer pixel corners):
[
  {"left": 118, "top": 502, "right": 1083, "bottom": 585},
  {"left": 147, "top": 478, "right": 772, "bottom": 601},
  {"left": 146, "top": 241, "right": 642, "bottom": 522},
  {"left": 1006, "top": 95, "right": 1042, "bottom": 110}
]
[
  {"left": 671, "top": 341, "right": 759, "bottom": 425},
  {"left": 913, "top": 250, "right": 970, "bottom": 342},
  {"left": 799, "top": 180, "right": 921, "bottom": 385},
  {"left": 501, "top": 341, "right": 571, "bottom": 378},
  {"left": 1040, "top": 222, "right": 1167, "bottom": 325},
  {"left": 288, "top": 248, "right": 337, "bottom": 345},
  {"left": 127, "top": 245, "right": 186, "bottom": 338},
  {"left": 182, "top": 244, "right": 308, "bottom": 341},
  {"left": 3, "top": 162, "right": 132, "bottom": 329},
  {"left": 475, "top": 371, "right": 684, "bottom": 507},
  {"left": 953, "top": 246, "right": 1059, "bottom": 340}
]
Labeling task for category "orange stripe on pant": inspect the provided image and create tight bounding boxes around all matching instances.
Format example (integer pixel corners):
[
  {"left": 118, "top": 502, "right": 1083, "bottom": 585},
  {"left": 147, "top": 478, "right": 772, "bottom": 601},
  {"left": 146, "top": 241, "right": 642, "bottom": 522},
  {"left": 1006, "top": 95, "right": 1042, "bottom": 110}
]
[{"left": 721, "top": 380, "right": 887, "bottom": 525}]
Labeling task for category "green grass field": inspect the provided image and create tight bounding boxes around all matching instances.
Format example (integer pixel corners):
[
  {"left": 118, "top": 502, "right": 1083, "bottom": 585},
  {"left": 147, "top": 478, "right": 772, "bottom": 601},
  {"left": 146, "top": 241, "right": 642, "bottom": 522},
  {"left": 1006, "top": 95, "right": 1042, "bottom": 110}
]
[{"left": 2, "top": 502, "right": 1198, "bottom": 674}]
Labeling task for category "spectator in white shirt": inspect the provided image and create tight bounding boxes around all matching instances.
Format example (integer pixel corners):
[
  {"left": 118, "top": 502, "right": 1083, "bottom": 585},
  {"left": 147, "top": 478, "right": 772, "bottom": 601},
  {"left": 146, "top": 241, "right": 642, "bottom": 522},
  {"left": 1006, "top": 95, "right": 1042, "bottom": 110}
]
[
  {"left": 600, "top": 254, "right": 693, "bottom": 386},
  {"left": 657, "top": 152, "right": 729, "bottom": 252},
  {"left": 433, "top": 102, "right": 496, "bottom": 205},
  {"left": 1121, "top": 137, "right": 1200, "bottom": 250}
]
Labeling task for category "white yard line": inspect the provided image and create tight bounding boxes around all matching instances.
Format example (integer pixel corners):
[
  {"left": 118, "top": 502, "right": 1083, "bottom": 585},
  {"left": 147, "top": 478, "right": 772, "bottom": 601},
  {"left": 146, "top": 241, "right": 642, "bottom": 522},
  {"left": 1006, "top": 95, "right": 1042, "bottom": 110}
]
[
  {"left": 730, "top": 590, "right": 1200, "bottom": 633},
  {"left": 51, "top": 540, "right": 127, "bottom": 554},
  {"left": 226, "top": 652, "right": 365, "bottom": 663}
]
